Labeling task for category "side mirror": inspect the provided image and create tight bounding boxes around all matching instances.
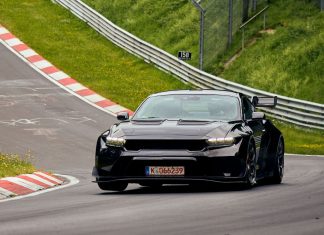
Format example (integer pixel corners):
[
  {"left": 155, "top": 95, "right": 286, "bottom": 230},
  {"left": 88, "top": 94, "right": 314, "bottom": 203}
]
[
  {"left": 252, "top": 96, "right": 277, "bottom": 107},
  {"left": 252, "top": 112, "right": 265, "bottom": 120},
  {"left": 117, "top": 112, "right": 129, "bottom": 121}
]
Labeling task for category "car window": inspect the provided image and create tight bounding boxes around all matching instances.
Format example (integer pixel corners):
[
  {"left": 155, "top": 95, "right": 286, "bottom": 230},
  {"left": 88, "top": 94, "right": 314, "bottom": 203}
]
[
  {"left": 242, "top": 97, "right": 254, "bottom": 120},
  {"left": 133, "top": 94, "right": 241, "bottom": 121}
]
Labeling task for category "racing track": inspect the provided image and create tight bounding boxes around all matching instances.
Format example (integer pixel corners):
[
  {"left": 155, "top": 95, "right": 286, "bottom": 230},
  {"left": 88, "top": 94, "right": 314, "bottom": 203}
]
[{"left": 0, "top": 42, "right": 324, "bottom": 235}]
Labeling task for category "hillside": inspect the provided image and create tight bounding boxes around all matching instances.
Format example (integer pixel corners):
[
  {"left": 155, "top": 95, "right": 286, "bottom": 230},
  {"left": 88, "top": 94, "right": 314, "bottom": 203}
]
[
  {"left": 82, "top": 0, "right": 199, "bottom": 67},
  {"left": 83, "top": 0, "right": 324, "bottom": 104}
]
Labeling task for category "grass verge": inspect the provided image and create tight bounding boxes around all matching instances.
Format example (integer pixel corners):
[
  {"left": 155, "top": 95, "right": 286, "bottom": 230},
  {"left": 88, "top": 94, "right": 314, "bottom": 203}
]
[
  {"left": 0, "top": 0, "right": 190, "bottom": 111},
  {"left": 0, "top": 153, "right": 36, "bottom": 178},
  {"left": 83, "top": 0, "right": 200, "bottom": 68},
  {"left": 272, "top": 120, "right": 324, "bottom": 155},
  {"left": 221, "top": 0, "right": 324, "bottom": 104},
  {"left": 0, "top": 0, "right": 323, "bottom": 154},
  {"left": 83, "top": 0, "right": 324, "bottom": 104}
]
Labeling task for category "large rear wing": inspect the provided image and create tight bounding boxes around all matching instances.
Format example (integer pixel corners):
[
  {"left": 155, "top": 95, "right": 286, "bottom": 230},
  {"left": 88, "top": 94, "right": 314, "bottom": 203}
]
[{"left": 252, "top": 96, "right": 277, "bottom": 107}]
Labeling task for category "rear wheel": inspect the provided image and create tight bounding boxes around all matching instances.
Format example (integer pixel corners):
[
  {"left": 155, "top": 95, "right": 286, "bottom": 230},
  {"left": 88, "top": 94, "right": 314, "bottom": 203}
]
[
  {"left": 244, "top": 142, "right": 257, "bottom": 188},
  {"left": 97, "top": 182, "right": 128, "bottom": 191},
  {"left": 269, "top": 137, "right": 284, "bottom": 184}
]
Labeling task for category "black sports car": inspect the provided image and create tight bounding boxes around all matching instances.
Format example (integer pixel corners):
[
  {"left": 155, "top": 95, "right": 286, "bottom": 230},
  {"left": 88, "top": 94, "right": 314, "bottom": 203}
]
[{"left": 93, "top": 90, "right": 284, "bottom": 191}]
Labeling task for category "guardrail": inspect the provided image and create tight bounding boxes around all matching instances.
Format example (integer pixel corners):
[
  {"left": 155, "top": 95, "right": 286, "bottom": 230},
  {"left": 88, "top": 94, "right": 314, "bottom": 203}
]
[{"left": 54, "top": 0, "right": 324, "bottom": 130}]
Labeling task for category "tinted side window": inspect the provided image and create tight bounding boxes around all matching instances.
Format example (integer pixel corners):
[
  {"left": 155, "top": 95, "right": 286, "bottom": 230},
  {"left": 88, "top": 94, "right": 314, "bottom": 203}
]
[{"left": 243, "top": 98, "right": 254, "bottom": 120}]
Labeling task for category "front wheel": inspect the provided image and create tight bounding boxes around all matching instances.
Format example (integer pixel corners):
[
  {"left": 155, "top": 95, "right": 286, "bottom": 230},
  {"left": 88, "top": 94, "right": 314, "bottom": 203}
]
[
  {"left": 97, "top": 182, "right": 128, "bottom": 191},
  {"left": 269, "top": 137, "right": 284, "bottom": 184},
  {"left": 244, "top": 142, "right": 257, "bottom": 188}
]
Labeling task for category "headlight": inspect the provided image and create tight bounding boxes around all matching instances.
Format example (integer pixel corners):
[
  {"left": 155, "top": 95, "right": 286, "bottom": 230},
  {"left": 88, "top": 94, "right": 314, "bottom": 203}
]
[
  {"left": 106, "top": 137, "right": 126, "bottom": 147},
  {"left": 206, "top": 137, "right": 235, "bottom": 146}
]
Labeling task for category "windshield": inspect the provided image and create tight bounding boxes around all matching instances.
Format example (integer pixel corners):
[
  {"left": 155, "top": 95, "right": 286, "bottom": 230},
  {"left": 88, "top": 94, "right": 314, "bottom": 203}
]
[{"left": 133, "top": 94, "right": 241, "bottom": 121}]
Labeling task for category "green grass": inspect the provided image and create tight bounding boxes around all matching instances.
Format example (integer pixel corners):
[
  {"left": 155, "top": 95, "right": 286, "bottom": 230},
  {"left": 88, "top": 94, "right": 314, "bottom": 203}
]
[
  {"left": 82, "top": 0, "right": 200, "bottom": 68},
  {"left": 221, "top": 0, "right": 324, "bottom": 104},
  {"left": 0, "top": 153, "right": 36, "bottom": 178},
  {"left": 83, "top": 0, "right": 324, "bottom": 104},
  {"left": 0, "top": 0, "right": 190, "bottom": 111},
  {"left": 0, "top": 0, "right": 323, "bottom": 154},
  {"left": 272, "top": 120, "right": 324, "bottom": 155}
]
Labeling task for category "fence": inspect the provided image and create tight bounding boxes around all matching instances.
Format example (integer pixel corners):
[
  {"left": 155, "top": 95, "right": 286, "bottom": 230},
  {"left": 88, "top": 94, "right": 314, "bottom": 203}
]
[
  {"left": 193, "top": 0, "right": 268, "bottom": 71},
  {"left": 53, "top": 0, "right": 324, "bottom": 130}
]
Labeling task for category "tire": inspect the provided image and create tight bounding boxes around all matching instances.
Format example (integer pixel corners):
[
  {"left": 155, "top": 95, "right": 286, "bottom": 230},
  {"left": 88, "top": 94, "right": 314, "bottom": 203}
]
[
  {"left": 269, "top": 137, "right": 284, "bottom": 184},
  {"left": 97, "top": 182, "right": 128, "bottom": 191},
  {"left": 244, "top": 142, "right": 257, "bottom": 188}
]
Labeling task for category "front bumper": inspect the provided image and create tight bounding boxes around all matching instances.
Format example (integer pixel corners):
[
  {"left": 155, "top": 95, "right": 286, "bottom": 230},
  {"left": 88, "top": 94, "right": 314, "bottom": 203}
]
[{"left": 93, "top": 145, "right": 248, "bottom": 184}]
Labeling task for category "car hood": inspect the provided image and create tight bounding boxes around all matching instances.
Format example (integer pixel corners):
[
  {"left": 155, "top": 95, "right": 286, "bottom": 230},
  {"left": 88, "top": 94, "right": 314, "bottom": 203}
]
[{"left": 110, "top": 120, "right": 237, "bottom": 139}]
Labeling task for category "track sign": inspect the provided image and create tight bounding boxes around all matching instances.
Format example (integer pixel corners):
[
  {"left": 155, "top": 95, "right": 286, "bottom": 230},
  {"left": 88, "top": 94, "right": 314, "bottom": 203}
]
[{"left": 178, "top": 51, "right": 192, "bottom": 60}]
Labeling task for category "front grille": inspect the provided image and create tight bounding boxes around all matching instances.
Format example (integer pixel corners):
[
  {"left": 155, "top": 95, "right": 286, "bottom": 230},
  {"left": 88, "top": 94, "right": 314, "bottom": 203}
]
[{"left": 124, "top": 139, "right": 206, "bottom": 151}]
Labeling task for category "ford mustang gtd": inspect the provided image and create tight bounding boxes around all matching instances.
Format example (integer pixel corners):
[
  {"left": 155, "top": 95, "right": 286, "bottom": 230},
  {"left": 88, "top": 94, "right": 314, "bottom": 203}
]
[{"left": 93, "top": 90, "right": 284, "bottom": 191}]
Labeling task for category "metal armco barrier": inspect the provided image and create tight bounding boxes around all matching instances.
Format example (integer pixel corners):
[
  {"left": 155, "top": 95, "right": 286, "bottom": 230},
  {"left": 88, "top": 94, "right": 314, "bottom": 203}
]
[{"left": 54, "top": 0, "right": 324, "bottom": 130}]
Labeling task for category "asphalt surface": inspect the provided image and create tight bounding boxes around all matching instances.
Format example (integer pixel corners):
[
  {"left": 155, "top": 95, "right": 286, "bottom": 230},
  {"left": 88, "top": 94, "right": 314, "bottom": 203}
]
[{"left": 0, "top": 42, "right": 324, "bottom": 235}]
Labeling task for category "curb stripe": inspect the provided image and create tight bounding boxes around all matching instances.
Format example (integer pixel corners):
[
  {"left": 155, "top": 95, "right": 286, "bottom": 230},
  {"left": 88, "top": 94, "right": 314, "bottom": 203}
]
[
  {"left": 0, "top": 180, "right": 34, "bottom": 195},
  {"left": 76, "top": 89, "right": 95, "bottom": 96},
  {"left": 49, "top": 71, "right": 69, "bottom": 81},
  {"left": 5, "top": 38, "right": 23, "bottom": 47},
  {"left": 84, "top": 94, "right": 105, "bottom": 103},
  {"left": 3, "top": 177, "right": 44, "bottom": 191},
  {"left": 18, "top": 175, "right": 51, "bottom": 188},
  {"left": 12, "top": 43, "right": 29, "bottom": 51},
  {"left": 0, "top": 25, "right": 133, "bottom": 117},
  {"left": 95, "top": 99, "right": 116, "bottom": 108},
  {"left": 0, "top": 33, "right": 14, "bottom": 40},
  {"left": 58, "top": 77, "right": 77, "bottom": 86},
  {"left": 105, "top": 104, "right": 127, "bottom": 113},
  {"left": 65, "top": 83, "right": 87, "bottom": 92},
  {"left": 0, "top": 28, "right": 9, "bottom": 34},
  {"left": 42, "top": 66, "right": 60, "bottom": 74},
  {"left": 34, "top": 60, "right": 52, "bottom": 69},
  {"left": 34, "top": 172, "right": 63, "bottom": 184},
  {"left": 27, "top": 54, "right": 44, "bottom": 63},
  {"left": 0, "top": 187, "right": 17, "bottom": 197},
  {"left": 20, "top": 49, "right": 37, "bottom": 58},
  {"left": 32, "top": 174, "right": 60, "bottom": 185},
  {"left": 22, "top": 174, "right": 56, "bottom": 187},
  {"left": 0, "top": 172, "right": 65, "bottom": 200}
]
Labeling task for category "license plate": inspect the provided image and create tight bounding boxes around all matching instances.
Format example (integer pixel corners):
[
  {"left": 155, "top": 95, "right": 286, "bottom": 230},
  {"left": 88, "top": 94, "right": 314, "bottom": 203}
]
[{"left": 145, "top": 166, "right": 185, "bottom": 176}]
